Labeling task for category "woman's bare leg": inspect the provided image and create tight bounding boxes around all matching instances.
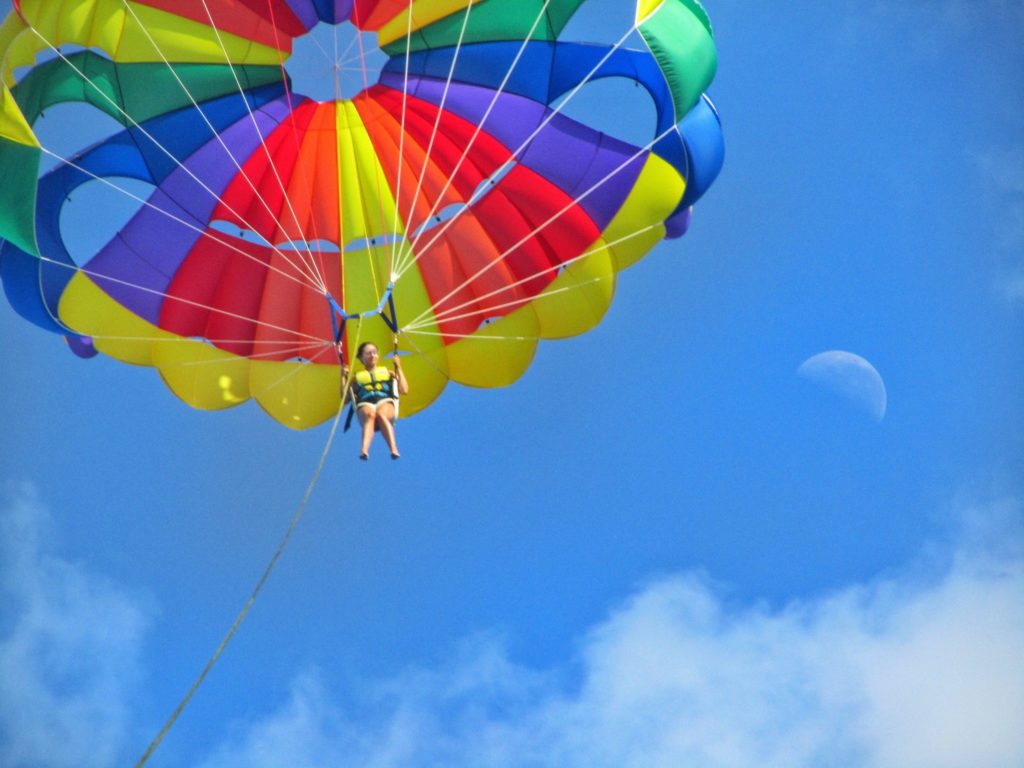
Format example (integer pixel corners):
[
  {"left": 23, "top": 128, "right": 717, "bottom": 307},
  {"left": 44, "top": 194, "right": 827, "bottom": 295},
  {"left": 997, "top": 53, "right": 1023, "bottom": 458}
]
[
  {"left": 376, "top": 402, "right": 399, "bottom": 457},
  {"left": 358, "top": 406, "right": 375, "bottom": 458}
]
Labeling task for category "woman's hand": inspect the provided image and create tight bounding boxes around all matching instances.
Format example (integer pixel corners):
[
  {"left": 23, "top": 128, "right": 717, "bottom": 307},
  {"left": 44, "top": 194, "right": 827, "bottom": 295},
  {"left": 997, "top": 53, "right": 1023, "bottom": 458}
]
[{"left": 393, "top": 355, "right": 409, "bottom": 394}]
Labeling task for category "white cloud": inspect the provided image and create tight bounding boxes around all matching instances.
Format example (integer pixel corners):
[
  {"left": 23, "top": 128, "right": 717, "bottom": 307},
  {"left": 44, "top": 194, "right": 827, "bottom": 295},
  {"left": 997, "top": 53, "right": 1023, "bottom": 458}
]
[
  {"left": 977, "top": 147, "right": 1024, "bottom": 197},
  {"left": 2, "top": 487, "right": 1021, "bottom": 768},
  {"left": 1002, "top": 275, "right": 1024, "bottom": 303},
  {"left": 197, "top": 639, "right": 554, "bottom": 768},
  {"left": 201, "top": 499, "right": 1024, "bottom": 768},
  {"left": 0, "top": 485, "right": 154, "bottom": 768}
]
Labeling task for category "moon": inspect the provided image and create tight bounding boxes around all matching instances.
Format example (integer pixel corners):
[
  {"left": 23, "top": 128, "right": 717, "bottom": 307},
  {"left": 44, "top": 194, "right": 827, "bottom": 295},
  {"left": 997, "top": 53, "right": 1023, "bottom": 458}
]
[{"left": 797, "top": 350, "right": 887, "bottom": 421}]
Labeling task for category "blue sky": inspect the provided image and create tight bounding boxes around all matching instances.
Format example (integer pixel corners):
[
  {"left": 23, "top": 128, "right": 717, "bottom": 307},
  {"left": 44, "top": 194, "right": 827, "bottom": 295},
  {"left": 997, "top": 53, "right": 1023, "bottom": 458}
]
[{"left": 1, "top": 1, "right": 1023, "bottom": 766}]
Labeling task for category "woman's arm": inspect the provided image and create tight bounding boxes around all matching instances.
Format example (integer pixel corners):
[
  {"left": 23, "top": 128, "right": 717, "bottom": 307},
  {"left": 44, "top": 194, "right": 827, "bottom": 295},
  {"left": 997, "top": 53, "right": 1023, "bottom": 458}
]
[
  {"left": 336, "top": 342, "right": 354, "bottom": 403},
  {"left": 391, "top": 356, "right": 407, "bottom": 393}
]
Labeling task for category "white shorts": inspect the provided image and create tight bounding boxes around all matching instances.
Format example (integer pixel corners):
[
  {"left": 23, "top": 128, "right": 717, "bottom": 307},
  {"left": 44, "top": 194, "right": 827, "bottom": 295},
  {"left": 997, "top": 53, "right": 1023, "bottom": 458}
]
[{"left": 357, "top": 398, "right": 398, "bottom": 421}]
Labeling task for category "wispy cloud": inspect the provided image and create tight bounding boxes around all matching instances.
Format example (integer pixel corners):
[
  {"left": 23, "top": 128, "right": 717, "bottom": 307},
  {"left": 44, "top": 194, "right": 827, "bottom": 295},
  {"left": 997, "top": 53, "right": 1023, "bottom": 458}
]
[
  {"left": 835, "top": 0, "right": 1024, "bottom": 307},
  {"left": 975, "top": 145, "right": 1024, "bottom": 303},
  {"left": 201, "top": 497, "right": 1024, "bottom": 768},
  {"left": 0, "top": 485, "right": 154, "bottom": 768},
  {"left": 840, "top": 0, "right": 1024, "bottom": 57}
]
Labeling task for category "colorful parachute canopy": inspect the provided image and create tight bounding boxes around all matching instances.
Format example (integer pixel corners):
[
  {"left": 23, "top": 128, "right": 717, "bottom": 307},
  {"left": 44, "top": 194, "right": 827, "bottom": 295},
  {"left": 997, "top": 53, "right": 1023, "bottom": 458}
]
[{"left": 0, "top": 0, "right": 724, "bottom": 428}]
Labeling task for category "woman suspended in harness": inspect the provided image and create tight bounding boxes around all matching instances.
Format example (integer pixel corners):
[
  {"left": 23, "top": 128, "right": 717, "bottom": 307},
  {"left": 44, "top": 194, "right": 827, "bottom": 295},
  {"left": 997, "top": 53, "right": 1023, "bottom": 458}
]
[{"left": 343, "top": 341, "right": 409, "bottom": 460}]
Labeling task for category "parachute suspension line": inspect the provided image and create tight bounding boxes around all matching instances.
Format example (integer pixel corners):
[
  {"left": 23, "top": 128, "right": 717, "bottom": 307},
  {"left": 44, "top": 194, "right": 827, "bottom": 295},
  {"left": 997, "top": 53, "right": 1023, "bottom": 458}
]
[
  {"left": 410, "top": 275, "right": 611, "bottom": 332},
  {"left": 305, "top": 21, "right": 335, "bottom": 67},
  {"left": 29, "top": 243, "right": 78, "bottom": 339},
  {"left": 333, "top": 8, "right": 344, "bottom": 101},
  {"left": 31, "top": 248, "right": 329, "bottom": 345},
  {"left": 42, "top": 334, "right": 323, "bottom": 349},
  {"left": 404, "top": 329, "right": 546, "bottom": 343},
  {"left": 323, "top": 282, "right": 398, "bottom": 353},
  {"left": 338, "top": 43, "right": 385, "bottom": 71},
  {"left": 392, "top": 0, "right": 554, "bottom": 276},
  {"left": 36, "top": 147, "right": 321, "bottom": 295},
  {"left": 405, "top": 122, "right": 681, "bottom": 331},
  {"left": 265, "top": 0, "right": 331, "bottom": 289},
  {"left": 334, "top": 310, "right": 367, "bottom": 434},
  {"left": 28, "top": 273, "right": 337, "bottom": 363},
  {"left": 399, "top": 327, "right": 452, "bottom": 382},
  {"left": 22, "top": 25, "right": 327, "bottom": 294},
  {"left": 161, "top": 341, "right": 337, "bottom": 368},
  {"left": 132, "top": 400, "right": 349, "bottom": 768},
  {"left": 120, "top": 335, "right": 342, "bottom": 409},
  {"left": 407, "top": 224, "right": 656, "bottom": 328},
  {"left": 392, "top": 1, "right": 475, "bottom": 274},
  {"left": 328, "top": 295, "right": 347, "bottom": 349},
  {"left": 351, "top": 0, "right": 391, "bottom": 309},
  {"left": 239, "top": 340, "right": 338, "bottom": 400},
  {"left": 337, "top": 23, "right": 366, "bottom": 69},
  {"left": 335, "top": 9, "right": 356, "bottom": 100},
  {"left": 394, "top": 19, "right": 641, "bottom": 280},
  {"left": 119, "top": 1, "right": 328, "bottom": 295},
  {"left": 385, "top": 0, "right": 417, "bottom": 280},
  {"left": 329, "top": 293, "right": 398, "bottom": 434},
  {"left": 329, "top": 291, "right": 391, "bottom": 439},
  {"left": 352, "top": 3, "right": 375, "bottom": 98},
  {"left": 46, "top": 335, "right": 335, "bottom": 363},
  {"left": 325, "top": 279, "right": 395, "bottom": 433},
  {"left": 403, "top": 224, "right": 659, "bottom": 331},
  {"left": 197, "top": 0, "right": 328, "bottom": 290},
  {"left": 31, "top": 152, "right": 318, "bottom": 345},
  {"left": 197, "top": 0, "right": 330, "bottom": 293}
]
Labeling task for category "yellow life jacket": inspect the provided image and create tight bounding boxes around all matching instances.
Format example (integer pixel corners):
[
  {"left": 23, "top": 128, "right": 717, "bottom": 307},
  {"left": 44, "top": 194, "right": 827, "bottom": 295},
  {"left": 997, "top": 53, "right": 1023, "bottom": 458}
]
[{"left": 353, "top": 366, "right": 396, "bottom": 403}]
